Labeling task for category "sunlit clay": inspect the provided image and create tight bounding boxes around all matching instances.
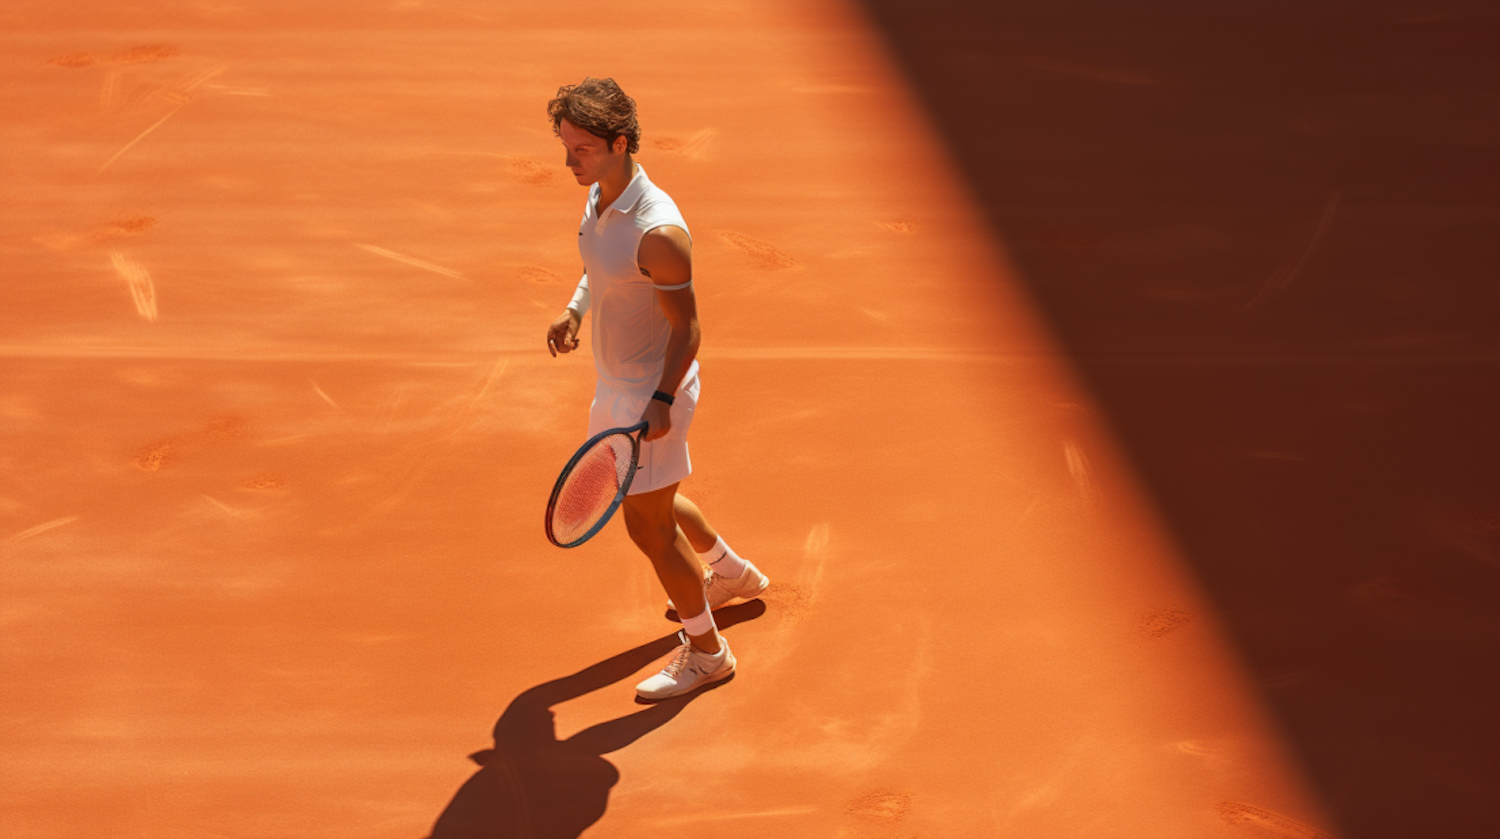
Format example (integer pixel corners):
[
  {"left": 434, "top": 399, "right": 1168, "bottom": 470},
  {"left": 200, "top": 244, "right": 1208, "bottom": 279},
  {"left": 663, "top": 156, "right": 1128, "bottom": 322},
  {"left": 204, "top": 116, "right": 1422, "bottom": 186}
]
[{"left": 1, "top": 1, "right": 1336, "bottom": 836}]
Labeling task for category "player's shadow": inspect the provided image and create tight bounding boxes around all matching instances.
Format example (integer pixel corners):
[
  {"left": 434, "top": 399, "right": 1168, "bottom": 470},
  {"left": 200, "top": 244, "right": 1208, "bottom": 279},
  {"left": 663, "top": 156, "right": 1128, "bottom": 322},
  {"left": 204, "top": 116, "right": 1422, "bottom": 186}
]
[{"left": 424, "top": 599, "right": 766, "bottom": 839}]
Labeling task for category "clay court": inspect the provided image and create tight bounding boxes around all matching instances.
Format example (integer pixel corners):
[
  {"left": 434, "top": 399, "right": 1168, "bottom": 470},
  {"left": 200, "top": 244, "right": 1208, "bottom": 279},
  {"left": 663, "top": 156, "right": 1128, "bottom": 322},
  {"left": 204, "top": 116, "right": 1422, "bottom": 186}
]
[{"left": 2, "top": 1, "right": 1496, "bottom": 837}]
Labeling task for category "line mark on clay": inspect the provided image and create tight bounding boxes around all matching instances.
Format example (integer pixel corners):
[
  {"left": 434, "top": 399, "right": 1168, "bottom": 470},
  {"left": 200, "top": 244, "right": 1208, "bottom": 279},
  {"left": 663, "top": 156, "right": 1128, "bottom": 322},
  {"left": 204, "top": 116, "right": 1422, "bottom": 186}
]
[
  {"left": 110, "top": 251, "right": 159, "bottom": 321},
  {"left": 99, "top": 104, "right": 184, "bottom": 172},
  {"left": 6, "top": 516, "right": 81, "bottom": 543},
  {"left": 475, "top": 356, "right": 509, "bottom": 400},
  {"left": 202, "top": 495, "right": 245, "bottom": 517},
  {"left": 100, "top": 68, "right": 120, "bottom": 108},
  {"left": 355, "top": 244, "right": 469, "bottom": 281},
  {"left": 310, "top": 380, "right": 339, "bottom": 409},
  {"left": 1063, "top": 440, "right": 1098, "bottom": 508},
  {"left": 799, "top": 523, "right": 831, "bottom": 612},
  {"left": 1241, "top": 191, "right": 1340, "bottom": 313}
]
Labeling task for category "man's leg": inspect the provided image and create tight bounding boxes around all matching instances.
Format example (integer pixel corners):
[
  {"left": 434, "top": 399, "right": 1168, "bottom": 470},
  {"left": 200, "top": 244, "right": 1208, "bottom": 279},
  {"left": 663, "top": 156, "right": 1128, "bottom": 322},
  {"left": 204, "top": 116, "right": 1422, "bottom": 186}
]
[
  {"left": 672, "top": 494, "right": 719, "bottom": 554},
  {"left": 625, "top": 483, "right": 737, "bottom": 701},
  {"left": 623, "top": 483, "right": 720, "bottom": 654},
  {"left": 668, "top": 495, "right": 766, "bottom": 609}
]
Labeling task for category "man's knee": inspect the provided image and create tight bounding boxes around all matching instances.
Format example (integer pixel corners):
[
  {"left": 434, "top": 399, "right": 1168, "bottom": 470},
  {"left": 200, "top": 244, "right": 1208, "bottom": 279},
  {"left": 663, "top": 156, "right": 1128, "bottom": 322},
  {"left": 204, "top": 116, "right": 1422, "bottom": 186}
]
[
  {"left": 623, "top": 495, "right": 678, "bottom": 553},
  {"left": 623, "top": 509, "right": 663, "bottom": 546}
]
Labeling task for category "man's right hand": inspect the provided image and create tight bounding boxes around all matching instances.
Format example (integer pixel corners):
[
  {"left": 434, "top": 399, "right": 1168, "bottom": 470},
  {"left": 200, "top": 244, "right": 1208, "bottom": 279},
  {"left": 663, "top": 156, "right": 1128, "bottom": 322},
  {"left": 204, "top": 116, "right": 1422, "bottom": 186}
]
[{"left": 547, "top": 309, "right": 581, "bottom": 357}]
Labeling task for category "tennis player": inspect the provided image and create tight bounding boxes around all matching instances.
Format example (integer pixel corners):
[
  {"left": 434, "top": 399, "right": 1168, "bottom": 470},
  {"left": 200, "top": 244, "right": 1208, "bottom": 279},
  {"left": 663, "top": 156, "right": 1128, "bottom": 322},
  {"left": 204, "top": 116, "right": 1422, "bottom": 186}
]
[{"left": 542, "top": 78, "right": 769, "bottom": 701}]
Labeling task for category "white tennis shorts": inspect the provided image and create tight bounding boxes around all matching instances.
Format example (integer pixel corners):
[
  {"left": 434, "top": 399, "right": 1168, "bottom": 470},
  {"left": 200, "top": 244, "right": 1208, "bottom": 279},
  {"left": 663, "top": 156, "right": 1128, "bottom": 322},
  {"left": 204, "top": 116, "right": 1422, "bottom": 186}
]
[{"left": 587, "top": 362, "right": 700, "bottom": 495}]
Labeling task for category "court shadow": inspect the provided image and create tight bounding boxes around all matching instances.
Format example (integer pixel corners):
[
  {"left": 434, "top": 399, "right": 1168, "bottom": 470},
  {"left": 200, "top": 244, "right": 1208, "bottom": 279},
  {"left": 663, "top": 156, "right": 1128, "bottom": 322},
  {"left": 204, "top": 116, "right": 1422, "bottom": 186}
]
[
  {"left": 859, "top": 2, "right": 1499, "bottom": 836},
  {"left": 423, "top": 599, "right": 767, "bottom": 838}
]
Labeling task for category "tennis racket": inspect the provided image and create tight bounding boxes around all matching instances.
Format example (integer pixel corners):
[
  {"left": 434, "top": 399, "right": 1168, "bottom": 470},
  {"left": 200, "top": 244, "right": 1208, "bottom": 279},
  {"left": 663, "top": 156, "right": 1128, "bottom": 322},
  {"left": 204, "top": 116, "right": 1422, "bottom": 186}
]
[{"left": 544, "top": 421, "right": 648, "bottom": 548}]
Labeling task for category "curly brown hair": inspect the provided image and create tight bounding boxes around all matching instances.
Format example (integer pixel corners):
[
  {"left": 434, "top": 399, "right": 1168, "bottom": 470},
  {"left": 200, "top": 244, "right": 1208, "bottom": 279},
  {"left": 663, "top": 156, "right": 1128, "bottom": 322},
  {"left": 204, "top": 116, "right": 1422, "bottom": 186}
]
[{"left": 547, "top": 77, "right": 640, "bottom": 154}]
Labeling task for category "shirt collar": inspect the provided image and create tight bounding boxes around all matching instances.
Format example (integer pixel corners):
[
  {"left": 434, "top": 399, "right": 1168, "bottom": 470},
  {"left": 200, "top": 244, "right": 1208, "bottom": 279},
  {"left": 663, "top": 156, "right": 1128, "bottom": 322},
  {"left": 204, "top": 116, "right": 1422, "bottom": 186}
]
[{"left": 602, "top": 164, "right": 650, "bottom": 216}]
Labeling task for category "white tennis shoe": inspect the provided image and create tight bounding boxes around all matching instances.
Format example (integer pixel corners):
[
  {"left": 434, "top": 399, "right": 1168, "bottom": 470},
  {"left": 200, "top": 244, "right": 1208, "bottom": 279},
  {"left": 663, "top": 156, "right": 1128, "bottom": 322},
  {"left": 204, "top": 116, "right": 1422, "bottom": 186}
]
[
  {"left": 667, "top": 559, "right": 771, "bottom": 614},
  {"left": 635, "top": 633, "right": 736, "bottom": 701}
]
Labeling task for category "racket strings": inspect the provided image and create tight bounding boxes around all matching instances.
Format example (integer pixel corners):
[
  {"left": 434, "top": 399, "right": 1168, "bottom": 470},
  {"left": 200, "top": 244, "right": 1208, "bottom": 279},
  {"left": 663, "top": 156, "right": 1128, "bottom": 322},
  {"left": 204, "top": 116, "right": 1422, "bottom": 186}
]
[{"left": 551, "top": 432, "right": 635, "bottom": 544}]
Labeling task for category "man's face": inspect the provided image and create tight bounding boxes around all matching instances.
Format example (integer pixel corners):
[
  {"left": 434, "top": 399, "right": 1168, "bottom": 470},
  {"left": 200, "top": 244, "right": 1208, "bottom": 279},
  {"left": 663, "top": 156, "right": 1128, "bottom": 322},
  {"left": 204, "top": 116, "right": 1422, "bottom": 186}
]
[{"left": 559, "top": 118, "right": 624, "bottom": 186}]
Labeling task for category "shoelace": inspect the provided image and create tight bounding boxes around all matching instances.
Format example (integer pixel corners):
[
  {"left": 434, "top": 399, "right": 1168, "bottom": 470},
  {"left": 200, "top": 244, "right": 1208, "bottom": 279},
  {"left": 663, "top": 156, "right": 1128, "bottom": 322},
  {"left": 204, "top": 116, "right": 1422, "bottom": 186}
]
[{"left": 662, "top": 641, "right": 695, "bottom": 677}]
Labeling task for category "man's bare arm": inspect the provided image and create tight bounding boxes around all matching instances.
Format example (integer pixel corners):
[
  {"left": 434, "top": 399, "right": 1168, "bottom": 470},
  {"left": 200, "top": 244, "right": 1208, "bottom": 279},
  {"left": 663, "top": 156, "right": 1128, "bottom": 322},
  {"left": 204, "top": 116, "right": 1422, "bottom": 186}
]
[{"left": 637, "top": 225, "right": 698, "bottom": 441}]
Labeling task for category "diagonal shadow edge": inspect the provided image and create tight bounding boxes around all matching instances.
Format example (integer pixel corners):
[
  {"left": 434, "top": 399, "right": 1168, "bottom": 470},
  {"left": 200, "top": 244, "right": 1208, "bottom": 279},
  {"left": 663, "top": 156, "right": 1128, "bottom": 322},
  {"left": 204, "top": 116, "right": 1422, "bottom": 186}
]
[{"left": 855, "top": 2, "right": 1500, "bottom": 837}]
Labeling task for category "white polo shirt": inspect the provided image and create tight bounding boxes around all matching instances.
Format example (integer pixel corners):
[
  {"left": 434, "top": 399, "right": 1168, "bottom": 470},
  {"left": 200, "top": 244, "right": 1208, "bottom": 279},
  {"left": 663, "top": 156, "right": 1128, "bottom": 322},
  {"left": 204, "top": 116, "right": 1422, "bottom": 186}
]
[{"left": 578, "top": 165, "right": 696, "bottom": 395}]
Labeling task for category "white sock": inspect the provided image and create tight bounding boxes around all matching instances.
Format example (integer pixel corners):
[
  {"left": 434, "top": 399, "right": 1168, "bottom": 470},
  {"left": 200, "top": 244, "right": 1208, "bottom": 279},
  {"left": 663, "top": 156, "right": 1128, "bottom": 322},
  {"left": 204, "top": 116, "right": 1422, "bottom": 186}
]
[
  {"left": 702, "top": 536, "right": 747, "bottom": 579},
  {"left": 679, "top": 607, "right": 718, "bottom": 640}
]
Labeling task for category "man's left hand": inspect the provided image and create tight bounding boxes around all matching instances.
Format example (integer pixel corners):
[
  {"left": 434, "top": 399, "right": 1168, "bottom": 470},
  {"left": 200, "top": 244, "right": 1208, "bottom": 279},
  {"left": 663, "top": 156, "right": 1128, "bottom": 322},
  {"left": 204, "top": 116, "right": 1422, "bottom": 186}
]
[{"left": 641, "top": 398, "right": 671, "bottom": 442}]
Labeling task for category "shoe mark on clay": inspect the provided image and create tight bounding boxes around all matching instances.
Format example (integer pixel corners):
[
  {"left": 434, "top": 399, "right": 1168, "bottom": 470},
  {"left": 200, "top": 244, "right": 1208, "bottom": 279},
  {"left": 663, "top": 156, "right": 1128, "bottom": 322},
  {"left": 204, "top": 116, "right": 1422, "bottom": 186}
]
[
  {"left": 1140, "top": 607, "right": 1193, "bottom": 639},
  {"left": 35, "top": 215, "right": 156, "bottom": 251},
  {"left": 874, "top": 220, "right": 917, "bottom": 235},
  {"left": 846, "top": 790, "right": 914, "bottom": 822},
  {"left": 97, "top": 215, "right": 157, "bottom": 239},
  {"left": 241, "top": 474, "right": 285, "bottom": 490},
  {"left": 47, "top": 44, "right": 180, "bottom": 69},
  {"left": 509, "top": 157, "right": 553, "bottom": 186},
  {"left": 516, "top": 266, "right": 564, "bottom": 284},
  {"left": 648, "top": 128, "right": 716, "bottom": 159},
  {"left": 1216, "top": 801, "right": 1338, "bottom": 839},
  {"left": 203, "top": 416, "right": 246, "bottom": 442},
  {"left": 767, "top": 581, "right": 815, "bottom": 619},
  {"left": 133, "top": 440, "right": 174, "bottom": 471},
  {"left": 110, "top": 251, "right": 158, "bottom": 322},
  {"left": 720, "top": 232, "right": 799, "bottom": 271},
  {"left": 842, "top": 790, "right": 918, "bottom": 838},
  {"left": 761, "top": 523, "right": 830, "bottom": 621},
  {"left": 131, "top": 416, "right": 248, "bottom": 473}
]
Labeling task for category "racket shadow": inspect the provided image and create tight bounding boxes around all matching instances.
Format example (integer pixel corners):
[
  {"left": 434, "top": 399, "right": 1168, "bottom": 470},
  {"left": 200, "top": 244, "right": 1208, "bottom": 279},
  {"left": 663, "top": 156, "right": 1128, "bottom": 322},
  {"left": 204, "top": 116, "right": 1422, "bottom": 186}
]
[{"left": 423, "top": 600, "right": 767, "bottom": 839}]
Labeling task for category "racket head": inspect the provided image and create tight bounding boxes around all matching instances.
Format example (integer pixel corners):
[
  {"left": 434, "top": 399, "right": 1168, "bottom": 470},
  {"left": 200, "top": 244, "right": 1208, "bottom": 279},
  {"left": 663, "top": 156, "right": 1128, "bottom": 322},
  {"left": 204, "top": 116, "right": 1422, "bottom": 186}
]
[{"left": 544, "top": 422, "right": 647, "bottom": 548}]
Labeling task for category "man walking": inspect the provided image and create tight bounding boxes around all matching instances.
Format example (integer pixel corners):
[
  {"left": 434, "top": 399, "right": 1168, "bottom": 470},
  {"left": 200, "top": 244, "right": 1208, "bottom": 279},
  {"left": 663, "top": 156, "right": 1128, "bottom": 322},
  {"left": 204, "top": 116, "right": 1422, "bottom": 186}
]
[{"left": 543, "top": 78, "right": 769, "bottom": 701}]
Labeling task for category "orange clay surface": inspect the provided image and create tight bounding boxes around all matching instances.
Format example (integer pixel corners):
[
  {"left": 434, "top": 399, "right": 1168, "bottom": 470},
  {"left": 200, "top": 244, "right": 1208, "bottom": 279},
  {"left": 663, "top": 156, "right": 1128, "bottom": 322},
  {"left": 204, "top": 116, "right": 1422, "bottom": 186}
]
[{"left": 2, "top": 2, "right": 1336, "bottom": 836}]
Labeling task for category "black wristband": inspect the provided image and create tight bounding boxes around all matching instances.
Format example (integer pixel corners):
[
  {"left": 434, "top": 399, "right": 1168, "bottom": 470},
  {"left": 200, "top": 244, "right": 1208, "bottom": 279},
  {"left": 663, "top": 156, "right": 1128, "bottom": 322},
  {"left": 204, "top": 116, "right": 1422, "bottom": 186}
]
[{"left": 651, "top": 390, "right": 675, "bottom": 406}]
